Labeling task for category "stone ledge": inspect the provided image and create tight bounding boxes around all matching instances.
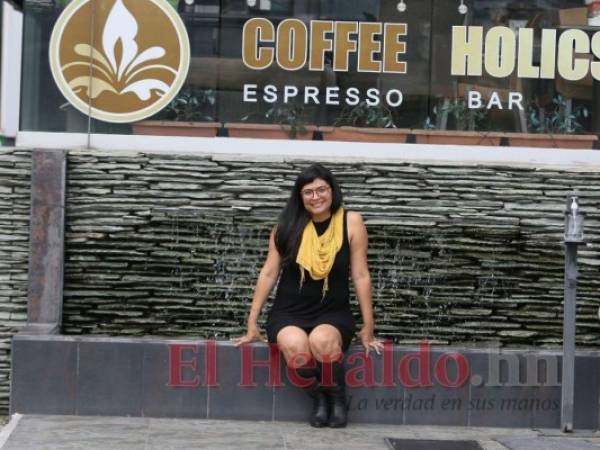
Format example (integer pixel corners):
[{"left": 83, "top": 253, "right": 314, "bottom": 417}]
[{"left": 9, "top": 335, "right": 600, "bottom": 429}]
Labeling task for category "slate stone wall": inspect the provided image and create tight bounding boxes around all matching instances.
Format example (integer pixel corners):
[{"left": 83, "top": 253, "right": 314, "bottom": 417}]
[
  {"left": 63, "top": 150, "right": 600, "bottom": 349},
  {"left": 0, "top": 149, "right": 31, "bottom": 414}
]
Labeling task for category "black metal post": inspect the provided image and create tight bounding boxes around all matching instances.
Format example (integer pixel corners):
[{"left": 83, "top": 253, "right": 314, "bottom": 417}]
[
  {"left": 561, "top": 194, "right": 584, "bottom": 433},
  {"left": 561, "top": 242, "right": 577, "bottom": 432}
]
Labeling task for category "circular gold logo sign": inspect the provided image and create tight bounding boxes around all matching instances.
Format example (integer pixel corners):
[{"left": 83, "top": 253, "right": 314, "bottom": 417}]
[{"left": 49, "top": 0, "right": 190, "bottom": 123}]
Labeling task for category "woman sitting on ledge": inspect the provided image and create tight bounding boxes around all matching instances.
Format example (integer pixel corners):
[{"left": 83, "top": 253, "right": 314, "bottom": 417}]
[{"left": 233, "top": 163, "right": 383, "bottom": 428}]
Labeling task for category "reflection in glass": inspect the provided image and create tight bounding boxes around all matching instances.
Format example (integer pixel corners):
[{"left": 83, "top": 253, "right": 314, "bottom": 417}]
[
  {"left": 21, "top": 0, "right": 89, "bottom": 132},
  {"left": 18, "top": 0, "right": 600, "bottom": 142},
  {"left": 430, "top": 0, "right": 595, "bottom": 136},
  {"left": 217, "top": 0, "right": 431, "bottom": 130}
]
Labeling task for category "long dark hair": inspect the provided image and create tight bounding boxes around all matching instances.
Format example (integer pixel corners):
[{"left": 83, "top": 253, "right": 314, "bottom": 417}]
[{"left": 275, "top": 164, "right": 343, "bottom": 265}]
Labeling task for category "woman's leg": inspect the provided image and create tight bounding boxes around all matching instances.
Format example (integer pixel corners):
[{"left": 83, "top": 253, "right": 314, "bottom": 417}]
[
  {"left": 277, "top": 325, "right": 328, "bottom": 427},
  {"left": 308, "top": 324, "right": 347, "bottom": 428},
  {"left": 307, "top": 324, "right": 343, "bottom": 362},
  {"left": 276, "top": 325, "right": 311, "bottom": 367}
]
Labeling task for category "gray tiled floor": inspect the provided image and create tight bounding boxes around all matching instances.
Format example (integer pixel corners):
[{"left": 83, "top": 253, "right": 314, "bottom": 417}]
[
  {"left": 498, "top": 437, "right": 600, "bottom": 450},
  {"left": 2, "top": 415, "right": 600, "bottom": 450}
]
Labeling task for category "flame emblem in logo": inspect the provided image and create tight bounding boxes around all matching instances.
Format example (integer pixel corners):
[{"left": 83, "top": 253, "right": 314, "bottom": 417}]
[{"left": 49, "top": 0, "right": 190, "bottom": 123}]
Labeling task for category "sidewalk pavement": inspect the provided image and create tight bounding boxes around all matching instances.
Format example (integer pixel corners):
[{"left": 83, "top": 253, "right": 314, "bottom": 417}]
[{"left": 0, "top": 415, "right": 599, "bottom": 450}]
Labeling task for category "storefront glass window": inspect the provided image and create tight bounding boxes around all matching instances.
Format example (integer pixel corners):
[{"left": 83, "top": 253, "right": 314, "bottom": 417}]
[
  {"left": 21, "top": 0, "right": 77, "bottom": 132},
  {"left": 19, "top": 0, "right": 600, "bottom": 142},
  {"left": 429, "top": 0, "right": 596, "bottom": 135}
]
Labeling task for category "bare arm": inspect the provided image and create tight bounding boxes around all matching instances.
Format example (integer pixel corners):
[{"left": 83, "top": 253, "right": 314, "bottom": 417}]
[
  {"left": 348, "top": 211, "right": 383, "bottom": 354},
  {"left": 233, "top": 228, "right": 281, "bottom": 345}
]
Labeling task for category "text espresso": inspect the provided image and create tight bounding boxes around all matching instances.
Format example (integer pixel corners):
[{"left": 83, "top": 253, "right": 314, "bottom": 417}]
[{"left": 242, "top": 19, "right": 407, "bottom": 107}]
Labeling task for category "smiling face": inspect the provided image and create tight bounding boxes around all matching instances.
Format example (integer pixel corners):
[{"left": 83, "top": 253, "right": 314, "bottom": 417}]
[{"left": 300, "top": 177, "right": 333, "bottom": 221}]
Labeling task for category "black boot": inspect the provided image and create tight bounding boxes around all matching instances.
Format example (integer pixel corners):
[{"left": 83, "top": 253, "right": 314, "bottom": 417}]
[
  {"left": 324, "top": 361, "right": 347, "bottom": 428},
  {"left": 295, "top": 366, "right": 329, "bottom": 428}
]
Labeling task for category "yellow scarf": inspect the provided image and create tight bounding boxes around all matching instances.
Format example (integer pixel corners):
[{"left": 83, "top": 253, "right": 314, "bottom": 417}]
[{"left": 296, "top": 208, "right": 344, "bottom": 299}]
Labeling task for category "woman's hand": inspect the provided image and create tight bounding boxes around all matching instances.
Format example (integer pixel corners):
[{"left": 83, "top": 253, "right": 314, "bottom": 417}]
[
  {"left": 232, "top": 323, "right": 267, "bottom": 347},
  {"left": 357, "top": 325, "right": 384, "bottom": 356}
]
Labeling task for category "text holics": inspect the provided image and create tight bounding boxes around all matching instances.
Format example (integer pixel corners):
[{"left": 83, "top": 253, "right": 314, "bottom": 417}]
[{"left": 452, "top": 25, "right": 600, "bottom": 81}]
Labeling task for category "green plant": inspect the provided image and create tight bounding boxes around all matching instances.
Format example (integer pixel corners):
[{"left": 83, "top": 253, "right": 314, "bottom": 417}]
[
  {"left": 424, "top": 98, "right": 487, "bottom": 131},
  {"left": 423, "top": 115, "right": 437, "bottom": 130},
  {"left": 155, "top": 87, "right": 216, "bottom": 122},
  {"left": 335, "top": 101, "right": 394, "bottom": 128},
  {"left": 242, "top": 102, "right": 308, "bottom": 139},
  {"left": 268, "top": 103, "right": 307, "bottom": 139},
  {"left": 527, "top": 95, "right": 589, "bottom": 134}
]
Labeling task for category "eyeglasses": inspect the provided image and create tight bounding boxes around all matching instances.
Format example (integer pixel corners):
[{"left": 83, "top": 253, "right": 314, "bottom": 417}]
[{"left": 301, "top": 185, "right": 331, "bottom": 199}]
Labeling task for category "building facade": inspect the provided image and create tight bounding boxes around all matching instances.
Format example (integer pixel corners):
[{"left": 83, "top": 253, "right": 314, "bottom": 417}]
[{"left": 0, "top": 0, "right": 599, "bottom": 425}]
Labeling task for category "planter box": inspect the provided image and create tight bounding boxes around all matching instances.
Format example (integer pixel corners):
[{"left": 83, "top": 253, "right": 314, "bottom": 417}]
[
  {"left": 319, "top": 126, "right": 410, "bottom": 143},
  {"left": 225, "top": 123, "right": 316, "bottom": 140},
  {"left": 505, "top": 133, "right": 598, "bottom": 149},
  {"left": 412, "top": 130, "right": 503, "bottom": 146},
  {"left": 131, "top": 121, "right": 220, "bottom": 137}
]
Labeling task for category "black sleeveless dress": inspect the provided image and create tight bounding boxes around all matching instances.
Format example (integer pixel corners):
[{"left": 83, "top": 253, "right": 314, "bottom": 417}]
[{"left": 266, "top": 210, "right": 356, "bottom": 352}]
